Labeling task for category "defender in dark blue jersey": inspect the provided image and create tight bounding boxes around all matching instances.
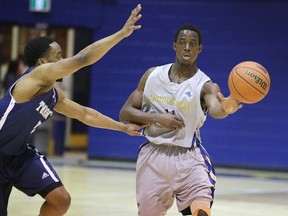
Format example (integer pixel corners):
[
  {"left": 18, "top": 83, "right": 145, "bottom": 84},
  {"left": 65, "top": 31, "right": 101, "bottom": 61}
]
[{"left": 0, "top": 4, "right": 143, "bottom": 216}]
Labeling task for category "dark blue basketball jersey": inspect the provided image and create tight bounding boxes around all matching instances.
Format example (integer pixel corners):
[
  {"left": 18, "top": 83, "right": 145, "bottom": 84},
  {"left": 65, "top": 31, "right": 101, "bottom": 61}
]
[{"left": 0, "top": 67, "right": 58, "bottom": 155}]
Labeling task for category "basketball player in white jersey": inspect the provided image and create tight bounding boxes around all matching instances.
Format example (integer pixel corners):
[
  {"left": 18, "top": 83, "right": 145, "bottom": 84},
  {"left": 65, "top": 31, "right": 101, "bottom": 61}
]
[
  {"left": 0, "top": 4, "right": 143, "bottom": 216},
  {"left": 120, "top": 24, "right": 242, "bottom": 216}
]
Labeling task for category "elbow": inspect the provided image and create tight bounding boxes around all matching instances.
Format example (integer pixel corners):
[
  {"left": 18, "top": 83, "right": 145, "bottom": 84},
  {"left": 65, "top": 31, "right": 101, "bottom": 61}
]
[
  {"left": 119, "top": 113, "right": 124, "bottom": 122},
  {"left": 74, "top": 52, "right": 90, "bottom": 67},
  {"left": 119, "top": 108, "right": 127, "bottom": 122},
  {"left": 208, "top": 107, "right": 228, "bottom": 119},
  {"left": 209, "top": 111, "right": 228, "bottom": 119},
  {"left": 209, "top": 114, "right": 227, "bottom": 119},
  {"left": 119, "top": 106, "right": 134, "bottom": 123}
]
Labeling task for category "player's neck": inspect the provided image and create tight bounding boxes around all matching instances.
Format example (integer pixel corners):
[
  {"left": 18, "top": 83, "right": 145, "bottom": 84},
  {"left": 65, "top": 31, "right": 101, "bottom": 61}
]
[
  {"left": 170, "top": 63, "right": 198, "bottom": 83},
  {"left": 169, "top": 64, "right": 198, "bottom": 84}
]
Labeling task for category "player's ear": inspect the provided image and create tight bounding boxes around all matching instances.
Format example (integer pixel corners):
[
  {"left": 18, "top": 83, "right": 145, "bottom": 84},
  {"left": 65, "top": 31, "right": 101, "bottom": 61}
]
[
  {"left": 36, "top": 58, "right": 46, "bottom": 66},
  {"left": 173, "top": 42, "right": 177, "bottom": 51},
  {"left": 198, "top": 44, "right": 203, "bottom": 53}
]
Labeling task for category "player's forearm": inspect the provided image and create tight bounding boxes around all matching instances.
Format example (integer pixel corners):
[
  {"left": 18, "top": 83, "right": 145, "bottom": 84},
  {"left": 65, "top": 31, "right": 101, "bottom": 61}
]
[
  {"left": 120, "top": 107, "right": 158, "bottom": 125},
  {"left": 83, "top": 107, "right": 127, "bottom": 132},
  {"left": 208, "top": 106, "right": 228, "bottom": 119},
  {"left": 206, "top": 94, "right": 228, "bottom": 119},
  {"left": 76, "top": 31, "right": 126, "bottom": 67}
]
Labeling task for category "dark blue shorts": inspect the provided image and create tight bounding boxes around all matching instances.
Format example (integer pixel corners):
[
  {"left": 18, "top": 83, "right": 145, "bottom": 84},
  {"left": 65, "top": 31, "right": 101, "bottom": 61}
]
[{"left": 0, "top": 146, "right": 63, "bottom": 215}]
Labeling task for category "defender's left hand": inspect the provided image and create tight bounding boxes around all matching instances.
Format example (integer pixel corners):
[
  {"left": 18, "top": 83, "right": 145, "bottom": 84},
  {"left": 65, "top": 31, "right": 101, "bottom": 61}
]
[{"left": 120, "top": 4, "right": 142, "bottom": 38}]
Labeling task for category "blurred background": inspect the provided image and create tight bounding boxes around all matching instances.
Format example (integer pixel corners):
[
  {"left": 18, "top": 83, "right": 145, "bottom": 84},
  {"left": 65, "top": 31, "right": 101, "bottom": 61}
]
[{"left": 0, "top": 0, "right": 287, "bottom": 171}]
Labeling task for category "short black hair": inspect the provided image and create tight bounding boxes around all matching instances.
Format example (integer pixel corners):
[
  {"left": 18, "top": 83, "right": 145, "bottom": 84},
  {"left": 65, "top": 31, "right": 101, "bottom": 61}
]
[
  {"left": 24, "top": 36, "right": 54, "bottom": 67},
  {"left": 174, "top": 24, "right": 202, "bottom": 45}
]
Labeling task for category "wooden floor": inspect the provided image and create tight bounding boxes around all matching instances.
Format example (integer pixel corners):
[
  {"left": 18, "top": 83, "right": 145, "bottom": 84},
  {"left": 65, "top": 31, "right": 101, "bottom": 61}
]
[{"left": 8, "top": 152, "right": 288, "bottom": 216}]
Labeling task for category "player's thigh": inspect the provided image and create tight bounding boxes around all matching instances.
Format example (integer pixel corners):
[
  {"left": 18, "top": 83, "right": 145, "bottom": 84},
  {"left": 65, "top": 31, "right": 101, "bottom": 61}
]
[
  {"left": 175, "top": 147, "right": 215, "bottom": 211},
  {"left": 136, "top": 143, "right": 174, "bottom": 216},
  {"left": 14, "top": 155, "right": 63, "bottom": 198},
  {"left": 137, "top": 185, "right": 174, "bottom": 216}
]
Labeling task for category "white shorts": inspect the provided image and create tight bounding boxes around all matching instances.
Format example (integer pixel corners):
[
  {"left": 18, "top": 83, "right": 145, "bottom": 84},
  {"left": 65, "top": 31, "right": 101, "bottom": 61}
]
[{"left": 136, "top": 142, "right": 216, "bottom": 216}]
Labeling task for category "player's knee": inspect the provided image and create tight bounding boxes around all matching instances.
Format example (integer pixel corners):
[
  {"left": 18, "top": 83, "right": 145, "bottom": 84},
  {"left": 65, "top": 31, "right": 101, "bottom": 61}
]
[
  {"left": 191, "top": 198, "right": 211, "bottom": 216},
  {"left": 45, "top": 188, "right": 71, "bottom": 214},
  {"left": 57, "top": 191, "right": 71, "bottom": 214},
  {"left": 192, "top": 208, "right": 210, "bottom": 216}
]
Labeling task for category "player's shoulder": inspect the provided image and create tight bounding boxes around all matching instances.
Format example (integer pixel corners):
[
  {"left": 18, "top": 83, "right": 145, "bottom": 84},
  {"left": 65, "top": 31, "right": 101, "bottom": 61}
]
[
  {"left": 197, "top": 68, "right": 210, "bottom": 77},
  {"left": 147, "top": 63, "right": 172, "bottom": 75},
  {"left": 146, "top": 66, "right": 156, "bottom": 74}
]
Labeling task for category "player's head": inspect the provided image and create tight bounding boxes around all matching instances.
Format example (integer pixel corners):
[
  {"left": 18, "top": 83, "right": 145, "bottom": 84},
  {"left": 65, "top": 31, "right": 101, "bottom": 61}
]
[
  {"left": 173, "top": 24, "right": 202, "bottom": 64},
  {"left": 24, "top": 36, "right": 62, "bottom": 67},
  {"left": 174, "top": 24, "right": 202, "bottom": 45}
]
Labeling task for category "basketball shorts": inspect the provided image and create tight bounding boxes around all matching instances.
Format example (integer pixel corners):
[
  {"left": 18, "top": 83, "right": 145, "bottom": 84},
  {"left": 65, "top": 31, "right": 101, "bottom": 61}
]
[
  {"left": 136, "top": 142, "right": 216, "bottom": 216},
  {"left": 0, "top": 145, "right": 63, "bottom": 215}
]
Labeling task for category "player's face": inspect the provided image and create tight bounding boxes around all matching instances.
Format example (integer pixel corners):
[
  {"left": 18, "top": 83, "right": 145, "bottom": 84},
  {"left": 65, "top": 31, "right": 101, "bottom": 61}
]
[
  {"left": 45, "top": 42, "right": 63, "bottom": 63},
  {"left": 173, "top": 30, "right": 202, "bottom": 65}
]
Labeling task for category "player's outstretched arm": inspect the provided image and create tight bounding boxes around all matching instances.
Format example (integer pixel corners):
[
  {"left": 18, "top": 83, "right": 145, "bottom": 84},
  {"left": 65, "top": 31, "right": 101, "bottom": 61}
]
[
  {"left": 54, "top": 93, "right": 144, "bottom": 136},
  {"left": 33, "top": 4, "right": 142, "bottom": 82},
  {"left": 12, "top": 4, "right": 142, "bottom": 103},
  {"left": 75, "top": 4, "right": 142, "bottom": 67},
  {"left": 203, "top": 82, "right": 242, "bottom": 119},
  {"left": 54, "top": 88, "right": 144, "bottom": 136}
]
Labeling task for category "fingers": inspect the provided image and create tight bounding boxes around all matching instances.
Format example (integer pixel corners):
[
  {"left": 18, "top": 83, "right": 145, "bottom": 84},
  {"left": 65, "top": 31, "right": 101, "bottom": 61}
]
[
  {"left": 130, "top": 4, "right": 142, "bottom": 22},
  {"left": 125, "top": 123, "right": 148, "bottom": 136},
  {"left": 132, "top": 4, "right": 142, "bottom": 15},
  {"left": 137, "top": 123, "right": 150, "bottom": 128},
  {"left": 125, "top": 128, "right": 142, "bottom": 136},
  {"left": 173, "top": 116, "right": 185, "bottom": 128},
  {"left": 167, "top": 119, "right": 185, "bottom": 130},
  {"left": 217, "top": 92, "right": 225, "bottom": 101},
  {"left": 176, "top": 120, "right": 185, "bottom": 128},
  {"left": 130, "top": 4, "right": 142, "bottom": 29},
  {"left": 132, "top": 16, "right": 142, "bottom": 30},
  {"left": 122, "top": 4, "right": 142, "bottom": 37},
  {"left": 130, "top": 131, "right": 143, "bottom": 136}
]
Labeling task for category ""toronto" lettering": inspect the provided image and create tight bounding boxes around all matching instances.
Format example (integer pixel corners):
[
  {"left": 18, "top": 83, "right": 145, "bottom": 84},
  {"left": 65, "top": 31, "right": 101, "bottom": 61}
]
[{"left": 35, "top": 101, "right": 53, "bottom": 119}]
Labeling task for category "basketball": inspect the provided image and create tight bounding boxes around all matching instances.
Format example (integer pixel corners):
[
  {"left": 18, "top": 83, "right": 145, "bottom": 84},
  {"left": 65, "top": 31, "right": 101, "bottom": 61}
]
[{"left": 228, "top": 61, "right": 270, "bottom": 104}]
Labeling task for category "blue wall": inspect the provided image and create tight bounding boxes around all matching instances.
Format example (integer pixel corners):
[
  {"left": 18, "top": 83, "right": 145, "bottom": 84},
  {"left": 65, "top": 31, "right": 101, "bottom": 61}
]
[
  {"left": 1, "top": 0, "right": 287, "bottom": 170},
  {"left": 88, "top": 0, "right": 288, "bottom": 170}
]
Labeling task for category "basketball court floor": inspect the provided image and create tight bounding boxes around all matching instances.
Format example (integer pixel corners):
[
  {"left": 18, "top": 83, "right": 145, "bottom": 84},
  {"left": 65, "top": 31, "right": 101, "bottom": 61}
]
[{"left": 8, "top": 152, "right": 288, "bottom": 216}]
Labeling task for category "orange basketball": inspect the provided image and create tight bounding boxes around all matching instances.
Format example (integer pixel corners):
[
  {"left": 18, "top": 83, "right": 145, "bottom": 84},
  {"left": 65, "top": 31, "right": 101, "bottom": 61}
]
[{"left": 228, "top": 61, "right": 270, "bottom": 104}]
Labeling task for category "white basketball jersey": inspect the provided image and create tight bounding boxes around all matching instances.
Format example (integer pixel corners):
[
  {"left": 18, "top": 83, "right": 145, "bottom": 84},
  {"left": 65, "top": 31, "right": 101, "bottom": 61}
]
[{"left": 142, "top": 63, "right": 211, "bottom": 148}]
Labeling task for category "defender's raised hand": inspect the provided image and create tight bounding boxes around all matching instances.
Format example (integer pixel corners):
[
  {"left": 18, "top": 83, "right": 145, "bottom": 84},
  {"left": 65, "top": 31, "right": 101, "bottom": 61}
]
[{"left": 120, "top": 4, "right": 142, "bottom": 38}]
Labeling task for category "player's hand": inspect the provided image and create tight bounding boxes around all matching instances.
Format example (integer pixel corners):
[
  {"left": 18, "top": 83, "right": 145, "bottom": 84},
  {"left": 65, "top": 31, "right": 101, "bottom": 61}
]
[
  {"left": 217, "top": 92, "right": 243, "bottom": 114},
  {"left": 120, "top": 4, "right": 142, "bottom": 38},
  {"left": 122, "top": 122, "right": 147, "bottom": 136},
  {"left": 157, "top": 113, "right": 185, "bottom": 130}
]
